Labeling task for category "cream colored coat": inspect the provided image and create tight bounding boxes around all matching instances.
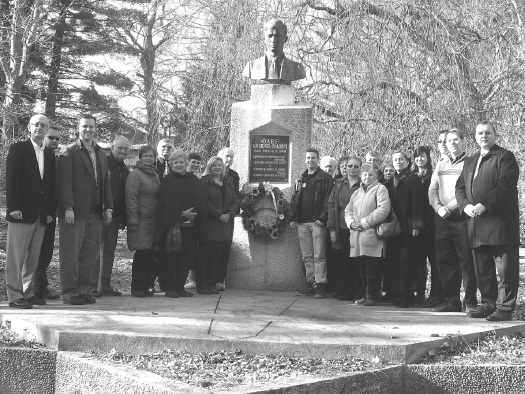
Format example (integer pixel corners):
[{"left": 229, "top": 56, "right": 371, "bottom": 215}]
[{"left": 345, "top": 181, "right": 390, "bottom": 258}]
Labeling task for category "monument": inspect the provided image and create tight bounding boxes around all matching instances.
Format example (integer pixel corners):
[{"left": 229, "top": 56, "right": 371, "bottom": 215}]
[{"left": 227, "top": 19, "right": 313, "bottom": 291}]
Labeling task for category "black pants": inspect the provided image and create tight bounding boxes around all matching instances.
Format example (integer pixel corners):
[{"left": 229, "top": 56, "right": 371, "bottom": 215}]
[
  {"left": 435, "top": 214, "right": 477, "bottom": 307},
  {"left": 339, "top": 228, "right": 362, "bottom": 298},
  {"left": 326, "top": 231, "right": 338, "bottom": 292},
  {"left": 164, "top": 227, "right": 197, "bottom": 292},
  {"left": 132, "top": 249, "right": 154, "bottom": 292},
  {"left": 198, "top": 240, "right": 230, "bottom": 288},
  {"left": 472, "top": 245, "right": 519, "bottom": 312},
  {"left": 399, "top": 237, "right": 419, "bottom": 296},
  {"left": 215, "top": 237, "right": 232, "bottom": 284},
  {"left": 357, "top": 256, "right": 383, "bottom": 301},
  {"left": 382, "top": 236, "right": 400, "bottom": 295},
  {"left": 413, "top": 225, "right": 441, "bottom": 298},
  {"left": 33, "top": 219, "right": 56, "bottom": 296}
]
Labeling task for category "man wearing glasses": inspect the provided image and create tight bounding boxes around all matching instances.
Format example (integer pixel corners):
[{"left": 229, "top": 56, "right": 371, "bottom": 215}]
[
  {"left": 33, "top": 126, "right": 62, "bottom": 300},
  {"left": 5, "top": 114, "right": 56, "bottom": 308}
]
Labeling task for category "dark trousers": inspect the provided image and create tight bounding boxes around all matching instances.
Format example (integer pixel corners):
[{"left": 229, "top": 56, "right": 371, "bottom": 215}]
[
  {"left": 131, "top": 249, "right": 153, "bottom": 292},
  {"left": 91, "top": 216, "right": 121, "bottom": 292},
  {"left": 472, "top": 245, "right": 519, "bottom": 312},
  {"left": 164, "top": 227, "right": 197, "bottom": 291},
  {"left": 33, "top": 218, "right": 56, "bottom": 296},
  {"left": 215, "top": 237, "right": 232, "bottom": 284},
  {"left": 357, "top": 256, "right": 383, "bottom": 301},
  {"left": 326, "top": 231, "right": 338, "bottom": 292},
  {"left": 382, "top": 237, "right": 400, "bottom": 295},
  {"left": 435, "top": 214, "right": 477, "bottom": 307},
  {"left": 339, "top": 228, "right": 362, "bottom": 298},
  {"left": 413, "top": 226, "right": 441, "bottom": 299},
  {"left": 198, "top": 240, "right": 229, "bottom": 288},
  {"left": 399, "top": 238, "right": 418, "bottom": 296}
]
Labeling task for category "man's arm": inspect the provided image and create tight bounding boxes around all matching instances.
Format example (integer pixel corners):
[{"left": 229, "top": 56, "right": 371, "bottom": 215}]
[
  {"left": 5, "top": 143, "right": 22, "bottom": 215},
  {"left": 57, "top": 149, "right": 75, "bottom": 211}
]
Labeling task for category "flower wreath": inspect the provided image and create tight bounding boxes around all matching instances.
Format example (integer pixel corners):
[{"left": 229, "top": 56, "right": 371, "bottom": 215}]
[{"left": 240, "top": 182, "right": 291, "bottom": 240}]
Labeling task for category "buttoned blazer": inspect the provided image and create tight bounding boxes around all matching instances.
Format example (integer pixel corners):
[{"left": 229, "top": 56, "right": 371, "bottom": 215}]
[
  {"left": 56, "top": 140, "right": 113, "bottom": 220},
  {"left": 5, "top": 139, "right": 56, "bottom": 225},
  {"left": 243, "top": 56, "right": 306, "bottom": 82},
  {"left": 455, "top": 144, "right": 520, "bottom": 247}
]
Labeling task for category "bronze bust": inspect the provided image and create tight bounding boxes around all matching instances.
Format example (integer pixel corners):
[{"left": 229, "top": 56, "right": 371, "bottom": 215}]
[{"left": 243, "top": 19, "right": 306, "bottom": 85}]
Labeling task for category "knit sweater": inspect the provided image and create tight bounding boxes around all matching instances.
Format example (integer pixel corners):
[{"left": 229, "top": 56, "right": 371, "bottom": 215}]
[{"left": 428, "top": 154, "right": 466, "bottom": 214}]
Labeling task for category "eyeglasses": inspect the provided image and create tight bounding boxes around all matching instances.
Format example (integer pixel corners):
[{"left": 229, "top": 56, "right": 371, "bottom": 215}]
[
  {"left": 46, "top": 136, "right": 60, "bottom": 141},
  {"left": 31, "top": 122, "right": 48, "bottom": 128},
  {"left": 347, "top": 164, "right": 360, "bottom": 169}
]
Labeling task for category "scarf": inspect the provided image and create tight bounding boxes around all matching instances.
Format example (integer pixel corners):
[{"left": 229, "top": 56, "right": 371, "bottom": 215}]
[{"left": 135, "top": 160, "right": 157, "bottom": 176}]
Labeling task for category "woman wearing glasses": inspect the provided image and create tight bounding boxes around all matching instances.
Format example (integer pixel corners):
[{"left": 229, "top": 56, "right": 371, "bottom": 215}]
[{"left": 327, "top": 156, "right": 362, "bottom": 301}]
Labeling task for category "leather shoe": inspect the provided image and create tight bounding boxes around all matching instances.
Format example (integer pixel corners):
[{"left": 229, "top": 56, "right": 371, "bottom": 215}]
[
  {"left": 207, "top": 286, "right": 219, "bottom": 295},
  {"left": 145, "top": 287, "right": 155, "bottom": 297},
  {"left": 38, "top": 291, "right": 60, "bottom": 300},
  {"left": 89, "top": 289, "right": 103, "bottom": 298},
  {"left": 63, "top": 296, "right": 85, "bottom": 305},
  {"left": 9, "top": 298, "right": 33, "bottom": 309},
  {"left": 165, "top": 291, "right": 179, "bottom": 298},
  {"left": 176, "top": 289, "right": 193, "bottom": 297},
  {"left": 486, "top": 309, "right": 513, "bottom": 322},
  {"left": 102, "top": 289, "right": 122, "bottom": 296},
  {"left": 432, "top": 303, "right": 461, "bottom": 313},
  {"left": 80, "top": 294, "right": 96, "bottom": 304},
  {"left": 131, "top": 290, "right": 146, "bottom": 298},
  {"left": 27, "top": 296, "right": 46, "bottom": 306},
  {"left": 197, "top": 287, "right": 210, "bottom": 295},
  {"left": 468, "top": 304, "right": 496, "bottom": 318}
]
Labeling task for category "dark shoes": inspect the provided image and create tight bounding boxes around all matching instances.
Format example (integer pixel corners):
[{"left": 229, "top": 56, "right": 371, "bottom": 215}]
[
  {"left": 165, "top": 291, "right": 179, "bottom": 298},
  {"left": 103, "top": 288, "right": 122, "bottom": 296},
  {"left": 197, "top": 287, "right": 210, "bottom": 295},
  {"left": 9, "top": 298, "right": 33, "bottom": 309},
  {"left": 26, "top": 296, "right": 46, "bottom": 306},
  {"left": 363, "top": 299, "right": 376, "bottom": 306},
  {"left": 432, "top": 303, "right": 461, "bottom": 313},
  {"left": 63, "top": 296, "right": 85, "bottom": 305},
  {"left": 421, "top": 297, "right": 442, "bottom": 308},
  {"left": 131, "top": 290, "right": 146, "bottom": 298},
  {"left": 208, "top": 286, "right": 219, "bottom": 295},
  {"left": 314, "top": 283, "right": 326, "bottom": 299},
  {"left": 145, "top": 287, "right": 155, "bottom": 297},
  {"left": 80, "top": 294, "right": 96, "bottom": 304},
  {"left": 89, "top": 289, "right": 103, "bottom": 298},
  {"left": 296, "top": 283, "right": 316, "bottom": 296},
  {"left": 36, "top": 290, "right": 60, "bottom": 300},
  {"left": 176, "top": 289, "right": 193, "bottom": 297},
  {"left": 486, "top": 309, "right": 513, "bottom": 322},
  {"left": 468, "top": 304, "right": 496, "bottom": 318}
]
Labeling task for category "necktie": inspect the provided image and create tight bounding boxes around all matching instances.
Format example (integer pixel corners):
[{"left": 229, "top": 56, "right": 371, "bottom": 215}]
[
  {"left": 164, "top": 162, "right": 169, "bottom": 176},
  {"left": 268, "top": 58, "right": 279, "bottom": 80}
]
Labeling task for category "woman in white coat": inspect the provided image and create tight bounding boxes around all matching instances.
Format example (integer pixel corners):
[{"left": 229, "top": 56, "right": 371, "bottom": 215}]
[{"left": 345, "top": 163, "right": 391, "bottom": 306}]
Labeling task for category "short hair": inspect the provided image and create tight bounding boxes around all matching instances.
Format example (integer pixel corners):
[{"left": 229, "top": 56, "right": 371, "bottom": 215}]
[
  {"left": 438, "top": 129, "right": 449, "bottom": 137},
  {"left": 112, "top": 135, "right": 129, "bottom": 146},
  {"left": 264, "top": 19, "right": 287, "bottom": 37},
  {"left": 477, "top": 120, "right": 496, "bottom": 134},
  {"left": 365, "top": 150, "right": 382, "bottom": 161},
  {"left": 347, "top": 156, "right": 363, "bottom": 166},
  {"left": 48, "top": 125, "right": 59, "bottom": 133},
  {"left": 392, "top": 151, "right": 410, "bottom": 168},
  {"left": 413, "top": 146, "right": 432, "bottom": 170},
  {"left": 157, "top": 138, "right": 174, "bottom": 148},
  {"left": 77, "top": 114, "right": 96, "bottom": 126},
  {"left": 447, "top": 128, "right": 465, "bottom": 140},
  {"left": 188, "top": 152, "right": 202, "bottom": 161},
  {"left": 169, "top": 150, "right": 188, "bottom": 164},
  {"left": 218, "top": 147, "right": 234, "bottom": 157},
  {"left": 383, "top": 163, "right": 394, "bottom": 170},
  {"left": 361, "top": 162, "right": 382, "bottom": 177},
  {"left": 203, "top": 156, "right": 225, "bottom": 178},
  {"left": 306, "top": 147, "right": 320, "bottom": 159},
  {"left": 320, "top": 156, "right": 336, "bottom": 166},
  {"left": 138, "top": 145, "right": 156, "bottom": 159}
]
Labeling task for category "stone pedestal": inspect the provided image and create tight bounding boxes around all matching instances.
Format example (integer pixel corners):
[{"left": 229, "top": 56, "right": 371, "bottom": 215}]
[{"left": 227, "top": 84, "right": 313, "bottom": 291}]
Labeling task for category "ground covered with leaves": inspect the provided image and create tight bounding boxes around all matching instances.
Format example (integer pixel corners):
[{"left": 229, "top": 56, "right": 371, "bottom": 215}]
[
  {"left": 0, "top": 324, "right": 45, "bottom": 349},
  {"left": 99, "top": 348, "right": 383, "bottom": 390}
]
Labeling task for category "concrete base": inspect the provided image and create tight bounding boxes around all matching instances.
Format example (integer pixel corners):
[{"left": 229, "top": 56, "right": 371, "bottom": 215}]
[
  {"left": 227, "top": 217, "right": 305, "bottom": 291},
  {"left": 0, "top": 347, "right": 55, "bottom": 393}
]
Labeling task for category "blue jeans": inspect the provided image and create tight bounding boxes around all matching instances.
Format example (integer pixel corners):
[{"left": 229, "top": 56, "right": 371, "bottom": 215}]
[{"left": 297, "top": 223, "right": 327, "bottom": 284}]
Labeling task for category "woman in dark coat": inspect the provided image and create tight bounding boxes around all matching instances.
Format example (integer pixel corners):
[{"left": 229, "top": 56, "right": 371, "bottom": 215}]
[
  {"left": 412, "top": 146, "right": 441, "bottom": 306},
  {"left": 198, "top": 156, "right": 239, "bottom": 294},
  {"left": 153, "top": 150, "right": 207, "bottom": 298},
  {"left": 125, "top": 145, "right": 160, "bottom": 297},
  {"left": 385, "top": 151, "right": 424, "bottom": 308}
]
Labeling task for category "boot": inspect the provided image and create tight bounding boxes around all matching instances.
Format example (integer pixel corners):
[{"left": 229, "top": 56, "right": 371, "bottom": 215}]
[{"left": 314, "top": 283, "right": 326, "bottom": 299}]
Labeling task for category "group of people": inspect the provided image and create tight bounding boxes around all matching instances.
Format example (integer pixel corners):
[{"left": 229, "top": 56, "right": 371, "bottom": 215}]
[
  {"left": 291, "top": 121, "right": 520, "bottom": 322},
  {"left": 5, "top": 113, "right": 240, "bottom": 308},
  {"left": 4, "top": 114, "right": 520, "bottom": 323}
]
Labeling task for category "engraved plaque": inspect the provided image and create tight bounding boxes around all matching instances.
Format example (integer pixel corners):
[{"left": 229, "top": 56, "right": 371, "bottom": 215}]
[{"left": 249, "top": 135, "right": 289, "bottom": 183}]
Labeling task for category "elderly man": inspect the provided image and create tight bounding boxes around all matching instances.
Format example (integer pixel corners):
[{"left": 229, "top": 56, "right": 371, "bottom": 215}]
[
  {"left": 365, "top": 151, "right": 382, "bottom": 167},
  {"left": 5, "top": 114, "right": 56, "bottom": 308},
  {"left": 320, "top": 156, "right": 337, "bottom": 178},
  {"left": 156, "top": 138, "right": 174, "bottom": 180},
  {"left": 243, "top": 19, "right": 306, "bottom": 84},
  {"left": 33, "top": 126, "right": 61, "bottom": 300},
  {"left": 291, "top": 148, "right": 335, "bottom": 298},
  {"left": 428, "top": 129, "right": 477, "bottom": 312},
  {"left": 57, "top": 114, "right": 113, "bottom": 305},
  {"left": 456, "top": 121, "right": 520, "bottom": 321},
  {"left": 90, "top": 136, "right": 130, "bottom": 297}
]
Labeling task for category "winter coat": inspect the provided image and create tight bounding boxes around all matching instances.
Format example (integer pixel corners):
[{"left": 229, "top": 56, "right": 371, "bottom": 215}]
[
  {"left": 327, "top": 177, "right": 360, "bottom": 249},
  {"left": 345, "top": 181, "right": 390, "bottom": 258},
  {"left": 455, "top": 144, "right": 520, "bottom": 247},
  {"left": 201, "top": 174, "right": 239, "bottom": 242},
  {"left": 125, "top": 164, "right": 160, "bottom": 250}
]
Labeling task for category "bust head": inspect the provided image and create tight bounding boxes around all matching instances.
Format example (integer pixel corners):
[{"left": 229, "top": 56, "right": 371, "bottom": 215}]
[{"left": 264, "top": 19, "right": 287, "bottom": 59}]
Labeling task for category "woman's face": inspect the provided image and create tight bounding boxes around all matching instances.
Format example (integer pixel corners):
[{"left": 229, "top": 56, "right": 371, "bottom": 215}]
[
  {"left": 171, "top": 157, "right": 186, "bottom": 174},
  {"left": 140, "top": 150, "right": 155, "bottom": 166},
  {"left": 383, "top": 166, "right": 395, "bottom": 180},
  {"left": 414, "top": 152, "right": 429, "bottom": 170},
  {"left": 346, "top": 159, "right": 361, "bottom": 178},
  {"left": 362, "top": 169, "right": 377, "bottom": 186},
  {"left": 211, "top": 160, "right": 224, "bottom": 177},
  {"left": 339, "top": 162, "right": 348, "bottom": 178},
  {"left": 392, "top": 153, "right": 408, "bottom": 171}
]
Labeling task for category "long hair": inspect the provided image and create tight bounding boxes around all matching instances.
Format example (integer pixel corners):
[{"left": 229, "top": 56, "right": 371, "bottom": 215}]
[
  {"left": 203, "top": 156, "right": 225, "bottom": 179},
  {"left": 412, "top": 145, "right": 433, "bottom": 181}
]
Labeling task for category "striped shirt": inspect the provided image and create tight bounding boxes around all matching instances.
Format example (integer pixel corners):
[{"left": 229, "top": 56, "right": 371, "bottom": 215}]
[{"left": 428, "top": 153, "right": 466, "bottom": 214}]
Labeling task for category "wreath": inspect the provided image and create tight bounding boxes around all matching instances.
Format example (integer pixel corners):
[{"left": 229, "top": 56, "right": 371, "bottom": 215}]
[{"left": 240, "top": 182, "right": 292, "bottom": 240}]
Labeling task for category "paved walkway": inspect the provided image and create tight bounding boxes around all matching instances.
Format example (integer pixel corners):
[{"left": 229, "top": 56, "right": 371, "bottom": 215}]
[{"left": 1, "top": 289, "right": 524, "bottom": 363}]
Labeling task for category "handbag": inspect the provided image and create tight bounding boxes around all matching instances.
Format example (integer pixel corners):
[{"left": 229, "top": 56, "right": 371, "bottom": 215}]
[{"left": 375, "top": 209, "right": 402, "bottom": 239}]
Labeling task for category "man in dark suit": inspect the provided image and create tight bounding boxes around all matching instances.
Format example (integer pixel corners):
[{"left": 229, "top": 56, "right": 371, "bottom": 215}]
[
  {"left": 5, "top": 114, "right": 56, "bottom": 308},
  {"left": 456, "top": 120, "right": 520, "bottom": 321},
  {"left": 57, "top": 114, "right": 113, "bottom": 305},
  {"left": 33, "top": 126, "right": 62, "bottom": 300},
  {"left": 155, "top": 138, "right": 174, "bottom": 181}
]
